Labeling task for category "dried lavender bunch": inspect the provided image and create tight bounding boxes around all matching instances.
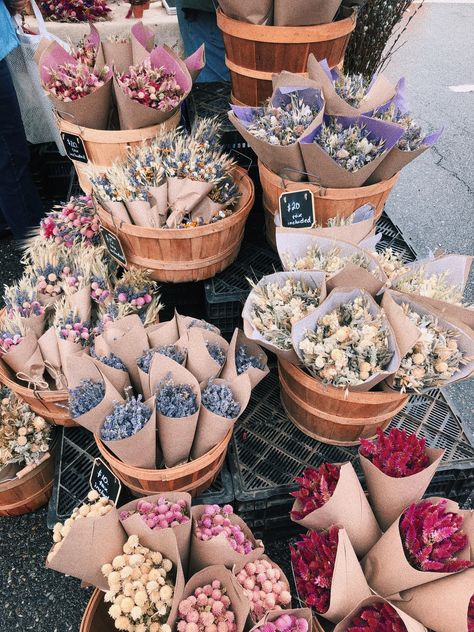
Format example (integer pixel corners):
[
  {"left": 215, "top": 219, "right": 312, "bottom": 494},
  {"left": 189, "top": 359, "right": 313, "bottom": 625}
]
[
  {"left": 201, "top": 381, "right": 241, "bottom": 419},
  {"left": 100, "top": 396, "right": 152, "bottom": 441},
  {"left": 137, "top": 345, "right": 185, "bottom": 374},
  {"left": 236, "top": 345, "right": 265, "bottom": 374},
  {"left": 3, "top": 276, "right": 44, "bottom": 319},
  {"left": 206, "top": 342, "right": 226, "bottom": 366},
  {"left": 373, "top": 104, "right": 425, "bottom": 151},
  {"left": 334, "top": 72, "right": 370, "bottom": 107},
  {"left": 92, "top": 352, "right": 127, "bottom": 372},
  {"left": 299, "top": 296, "right": 393, "bottom": 387},
  {"left": 69, "top": 379, "right": 105, "bottom": 418},
  {"left": 282, "top": 243, "right": 373, "bottom": 275},
  {"left": 245, "top": 92, "right": 321, "bottom": 146},
  {"left": 315, "top": 119, "right": 386, "bottom": 172},
  {"left": 187, "top": 318, "right": 220, "bottom": 334},
  {"left": 155, "top": 374, "right": 198, "bottom": 418}
]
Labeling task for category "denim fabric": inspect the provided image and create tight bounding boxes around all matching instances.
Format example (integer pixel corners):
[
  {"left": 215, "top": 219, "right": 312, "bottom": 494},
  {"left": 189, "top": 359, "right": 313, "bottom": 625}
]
[
  {"left": 176, "top": 0, "right": 229, "bottom": 82},
  {"left": 0, "top": 1, "right": 18, "bottom": 61},
  {"left": 0, "top": 58, "right": 44, "bottom": 238}
]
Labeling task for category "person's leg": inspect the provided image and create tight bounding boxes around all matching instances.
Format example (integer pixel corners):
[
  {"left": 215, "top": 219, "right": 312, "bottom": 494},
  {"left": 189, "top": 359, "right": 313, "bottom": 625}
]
[
  {"left": 0, "top": 57, "right": 44, "bottom": 239},
  {"left": 176, "top": 2, "right": 229, "bottom": 82}
]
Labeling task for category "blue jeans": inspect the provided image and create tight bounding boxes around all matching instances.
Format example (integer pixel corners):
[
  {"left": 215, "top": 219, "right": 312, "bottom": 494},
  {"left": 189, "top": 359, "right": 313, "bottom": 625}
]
[
  {"left": 176, "top": 2, "right": 229, "bottom": 83},
  {"left": 0, "top": 57, "right": 44, "bottom": 238}
]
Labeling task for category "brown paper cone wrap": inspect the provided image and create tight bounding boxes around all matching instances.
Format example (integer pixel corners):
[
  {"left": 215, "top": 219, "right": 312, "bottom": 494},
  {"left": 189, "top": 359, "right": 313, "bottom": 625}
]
[
  {"left": 394, "top": 566, "right": 474, "bottom": 632},
  {"left": 102, "top": 40, "right": 133, "bottom": 74},
  {"left": 57, "top": 337, "right": 89, "bottom": 374},
  {"left": 186, "top": 328, "right": 229, "bottom": 383},
  {"left": 368, "top": 145, "right": 430, "bottom": 184},
  {"left": 383, "top": 290, "right": 474, "bottom": 389},
  {"left": 65, "top": 285, "right": 92, "bottom": 323},
  {"left": 149, "top": 183, "right": 169, "bottom": 227},
  {"left": 189, "top": 506, "right": 264, "bottom": 575},
  {"left": 291, "top": 288, "right": 401, "bottom": 392},
  {"left": 38, "top": 327, "right": 67, "bottom": 389},
  {"left": 125, "top": 199, "right": 155, "bottom": 227},
  {"left": 176, "top": 312, "right": 221, "bottom": 337},
  {"left": 49, "top": 79, "right": 112, "bottom": 130},
  {"left": 361, "top": 497, "right": 472, "bottom": 597},
  {"left": 37, "top": 293, "right": 60, "bottom": 308},
  {"left": 274, "top": 0, "right": 341, "bottom": 26},
  {"left": 65, "top": 355, "right": 124, "bottom": 434},
  {"left": 119, "top": 492, "right": 192, "bottom": 575},
  {"left": 221, "top": 328, "right": 269, "bottom": 388},
  {"left": 131, "top": 21, "right": 155, "bottom": 65},
  {"left": 166, "top": 178, "right": 215, "bottom": 228},
  {"left": 192, "top": 197, "right": 225, "bottom": 225},
  {"left": 45, "top": 507, "right": 126, "bottom": 591},
  {"left": 359, "top": 447, "right": 445, "bottom": 531},
  {"left": 307, "top": 55, "right": 397, "bottom": 117},
  {"left": 103, "top": 397, "right": 157, "bottom": 469},
  {"left": 3, "top": 332, "right": 47, "bottom": 390},
  {"left": 333, "top": 596, "right": 427, "bottom": 632},
  {"left": 22, "top": 313, "right": 46, "bottom": 340},
  {"left": 103, "top": 200, "right": 131, "bottom": 224},
  {"left": 191, "top": 374, "right": 252, "bottom": 459},
  {"left": 291, "top": 462, "right": 381, "bottom": 557},
  {"left": 242, "top": 271, "right": 327, "bottom": 365},
  {"left": 217, "top": 0, "right": 273, "bottom": 24},
  {"left": 91, "top": 356, "right": 131, "bottom": 397},
  {"left": 101, "top": 314, "right": 149, "bottom": 392},
  {"left": 146, "top": 316, "right": 179, "bottom": 348},
  {"left": 149, "top": 355, "right": 200, "bottom": 467}
]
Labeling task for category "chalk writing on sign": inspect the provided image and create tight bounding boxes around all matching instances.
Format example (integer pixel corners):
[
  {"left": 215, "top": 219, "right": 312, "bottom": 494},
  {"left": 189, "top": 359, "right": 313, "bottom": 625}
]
[
  {"left": 279, "top": 190, "right": 315, "bottom": 229},
  {"left": 89, "top": 458, "right": 121, "bottom": 505},
  {"left": 61, "top": 132, "right": 88, "bottom": 163}
]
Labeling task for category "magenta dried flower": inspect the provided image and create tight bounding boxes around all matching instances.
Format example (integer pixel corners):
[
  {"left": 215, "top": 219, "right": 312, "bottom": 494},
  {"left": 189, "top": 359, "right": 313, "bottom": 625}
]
[
  {"left": 44, "top": 63, "right": 110, "bottom": 102},
  {"left": 236, "top": 558, "right": 291, "bottom": 621},
  {"left": 254, "top": 615, "right": 308, "bottom": 632},
  {"left": 346, "top": 601, "right": 408, "bottom": 632},
  {"left": 120, "top": 496, "right": 189, "bottom": 530},
  {"left": 468, "top": 595, "right": 474, "bottom": 632},
  {"left": 37, "top": 0, "right": 111, "bottom": 22},
  {"left": 177, "top": 580, "right": 236, "bottom": 632},
  {"left": 195, "top": 504, "right": 254, "bottom": 555},
  {"left": 290, "top": 526, "right": 339, "bottom": 614},
  {"left": 290, "top": 464, "right": 340, "bottom": 520},
  {"left": 400, "top": 498, "right": 472, "bottom": 573},
  {"left": 360, "top": 427, "right": 430, "bottom": 478}
]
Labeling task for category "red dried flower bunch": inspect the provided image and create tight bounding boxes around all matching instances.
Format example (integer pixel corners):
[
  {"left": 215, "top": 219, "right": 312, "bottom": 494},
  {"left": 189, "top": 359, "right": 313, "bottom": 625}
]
[
  {"left": 38, "top": 0, "right": 111, "bottom": 22},
  {"left": 360, "top": 427, "right": 430, "bottom": 478},
  {"left": 468, "top": 594, "right": 474, "bottom": 632},
  {"left": 290, "top": 526, "right": 339, "bottom": 614},
  {"left": 346, "top": 601, "right": 408, "bottom": 632},
  {"left": 400, "top": 498, "right": 472, "bottom": 573},
  {"left": 291, "top": 464, "right": 340, "bottom": 520}
]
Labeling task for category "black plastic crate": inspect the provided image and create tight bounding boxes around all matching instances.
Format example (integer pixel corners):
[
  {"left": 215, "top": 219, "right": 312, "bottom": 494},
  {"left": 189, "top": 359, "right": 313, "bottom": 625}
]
[
  {"left": 47, "top": 426, "right": 234, "bottom": 528},
  {"left": 375, "top": 213, "right": 417, "bottom": 262},
  {"left": 229, "top": 371, "right": 474, "bottom": 536}
]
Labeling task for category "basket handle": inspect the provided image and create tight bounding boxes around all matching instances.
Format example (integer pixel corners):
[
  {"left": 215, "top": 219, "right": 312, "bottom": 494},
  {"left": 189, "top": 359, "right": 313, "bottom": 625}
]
[{"left": 278, "top": 167, "right": 325, "bottom": 195}]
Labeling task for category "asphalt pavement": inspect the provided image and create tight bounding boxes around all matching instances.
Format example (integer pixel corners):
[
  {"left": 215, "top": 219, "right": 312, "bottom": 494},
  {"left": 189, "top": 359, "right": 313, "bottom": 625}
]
[{"left": 0, "top": 4, "right": 473, "bottom": 630}]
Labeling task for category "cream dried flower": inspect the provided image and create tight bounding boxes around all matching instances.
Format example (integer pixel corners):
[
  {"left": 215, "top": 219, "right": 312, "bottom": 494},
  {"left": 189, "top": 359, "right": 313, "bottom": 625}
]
[
  {"left": 393, "top": 268, "right": 473, "bottom": 307},
  {"left": 249, "top": 277, "right": 322, "bottom": 350},
  {"left": 373, "top": 248, "right": 409, "bottom": 280},
  {"left": 299, "top": 296, "right": 393, "bottom": 387},
  {"left": 282, "top": 243, "right": 375, "bottom": 276}
]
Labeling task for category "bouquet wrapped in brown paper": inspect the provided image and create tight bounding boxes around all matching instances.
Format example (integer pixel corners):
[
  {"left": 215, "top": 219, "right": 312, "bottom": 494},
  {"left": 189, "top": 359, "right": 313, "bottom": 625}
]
[
  {"left": 359, "top": 427, "right": 445, "bottom": 531},
  {"left": 46, "top": 491, "right": 126, "bottom": 591},
  {"left": 189, "top": 504, "right": 264, "bottom": 575},
  {"left": 248, "top": 608, "right": 313, "bottom": 632},
  {"left": 242, "top": 271, "right": 327, "bottom": 365},
  {"left": 176, "top": 313, "right": 221, "bottom": 337},
  {"left": 292, "top": 288, "right": 400, "bottom": 392},
  {"left": 150, "top": 355, "right": 201, "bottom": 468},
  {"left": 362, "top": 497, "right": 472, "bottom": 598},
  {"left": 394, "top": 565, "right": 474, "bottom": 632},
  {"left": 221, "top": 328, "right": 269, "bottom": 388},
  {"left": 276, "top": 233, "right": 386, "bottom": 295},
  {"left": 274, "top": 204, "right": 376, "bottom": 245},
  {"left": 191, "top": 374, "right": 252, "bottom": 459},
  {"left": 119, "top": 492, "right": 192, "bottom": 575},
  {"left": 186, "top": 327, "right": 229, "bottom": 383},
  {"left": 290, "top": 462, "right": 381, "bottom": 556},
  {"left": 307, "top": 56, "right": 400, "bottom": 117},
  {"left": 217, "top": 0, "right": 273, "bottom": 24},
  {"left": 299, "top": 114, "right": 404, "bottom": 188},
  {"left": 37, "top": 326, "right": 67, "bottom": 390},
  {"left": 130, "top": 21, "right": 155, "bottom": 64},
  {"left": 137, "top": 336, "right": 188, "bottom": 399},
  {"left": 90, "top": 353, "right": 131, "bottom": 397},
  {"left": 274, "top": 0, "right": 342, "bottom": 26},
  {"left": 229, "top": 86, "right": 324, "bottom": 182},
  {"left": 333, "top": 596, "right": 427, "bottom": 632},
  {"left": 54, "top": 302, "right": 92, "bottom": 370},
  {"left": 291, "top": 526, "right": 371, "bottom": 623},
  {"left": 0, "top": 323, "right": 47, "bottom": 390},
  {"left": 146, "top": 314, "right": 180, "bottom": 347}
]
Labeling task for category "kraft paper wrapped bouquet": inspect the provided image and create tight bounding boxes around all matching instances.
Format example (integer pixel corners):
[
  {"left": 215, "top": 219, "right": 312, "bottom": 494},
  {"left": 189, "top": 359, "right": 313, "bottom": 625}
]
[
  {"left": 217, "top": 0, "right": 343, "bottom": 26},
  {"left": 37, "top": 0, "right": 111, "bottom": 22},
  {"left": 332, "top": 596, "right": 427, "bottom": 632}
]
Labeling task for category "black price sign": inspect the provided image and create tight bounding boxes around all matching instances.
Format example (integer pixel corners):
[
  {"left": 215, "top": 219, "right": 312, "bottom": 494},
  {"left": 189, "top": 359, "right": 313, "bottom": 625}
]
[
  {"left": 101, "top": 226, "right": 127, "bottom": 267},
  {"left": 61, "top": 132, "right": 88, "bottom": 163},
  {"left": 89, "top": 458, "right": 121, "bottom": 505},
  {"left": 279, "top": 190, "right": 315, "bottom": 229}
]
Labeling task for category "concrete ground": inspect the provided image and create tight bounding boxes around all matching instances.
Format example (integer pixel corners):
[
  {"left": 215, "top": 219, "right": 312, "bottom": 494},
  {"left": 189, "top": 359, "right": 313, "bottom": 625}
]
[{"left": 0, "top": 4, "right": 473, "bottom": 631}]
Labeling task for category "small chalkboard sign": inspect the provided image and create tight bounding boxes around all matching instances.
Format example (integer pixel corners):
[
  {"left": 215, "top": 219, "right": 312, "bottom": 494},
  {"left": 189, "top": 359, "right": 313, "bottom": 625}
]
[
  {"left": 61, "top": 132, "right": 88, "bottom": 164},
  {"left": 101, "top": 226, "right": 127, "bottom": 267},
  {"left": 89, "top": 458, "right": 121, "bottom": 505},
  {"left": 279, "top": 190, "right": 315, "bottom": 229}
]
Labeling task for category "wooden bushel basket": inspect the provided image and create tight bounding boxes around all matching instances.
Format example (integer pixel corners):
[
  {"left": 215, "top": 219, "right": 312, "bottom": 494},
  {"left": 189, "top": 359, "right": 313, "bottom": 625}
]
[
  {"left": 96, "top": 166, "right": 255, "bottom": 283},
  {"left": 278, "top": 359, "right": 408, "bottom": 446},
  {"left": 58, "top": 110, "right": 181, "bottom": 194},
  {"left": 217, "top": 8, "right": 356, "bottom": 106},
  {"left": 94, "top": 428, "right": 232, "bottom": 497},
  {"left": 80, "top": 589, "right": 113, "bottom": 632},
  {"left": 258, "top": 160, "right": 399, "bottom": 250},
  {"left": 0, "top": 438, "right": 57, "bottom": 517}
]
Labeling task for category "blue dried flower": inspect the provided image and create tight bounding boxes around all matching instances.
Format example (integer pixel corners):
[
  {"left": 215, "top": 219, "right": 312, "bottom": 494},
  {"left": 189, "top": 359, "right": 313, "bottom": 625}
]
[
  {"left": 206, "top": 342, "right": 226, "bottom": 366},
  {"left": 201, "top": 381, "right": 241, "bottom": 419},
  {"left": 69, "top": 379, "right": 105, "bottom": 418},
  {"left": 236, "top": 344, "right": 265, "bottom": 375},
  {"left": 155, "top": 373, "right": 198, "bottom": 418},
  {"left": 100, "top": 395, "right": 151, "bottom": 441},
  {"left": 188, "top": 319, "right": 220, "bottom": 333},
  {"left": 137, "top": 345, "right": 185, "bottom": 374},
  {"left": 93, "top": 352, "right": 127, "bottom": 372}
]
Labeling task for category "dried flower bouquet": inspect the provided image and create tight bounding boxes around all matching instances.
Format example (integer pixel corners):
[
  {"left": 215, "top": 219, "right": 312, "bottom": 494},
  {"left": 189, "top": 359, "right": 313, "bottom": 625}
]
[{"left": 37, "top": 0, "right": 111, "bottom": 22}]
